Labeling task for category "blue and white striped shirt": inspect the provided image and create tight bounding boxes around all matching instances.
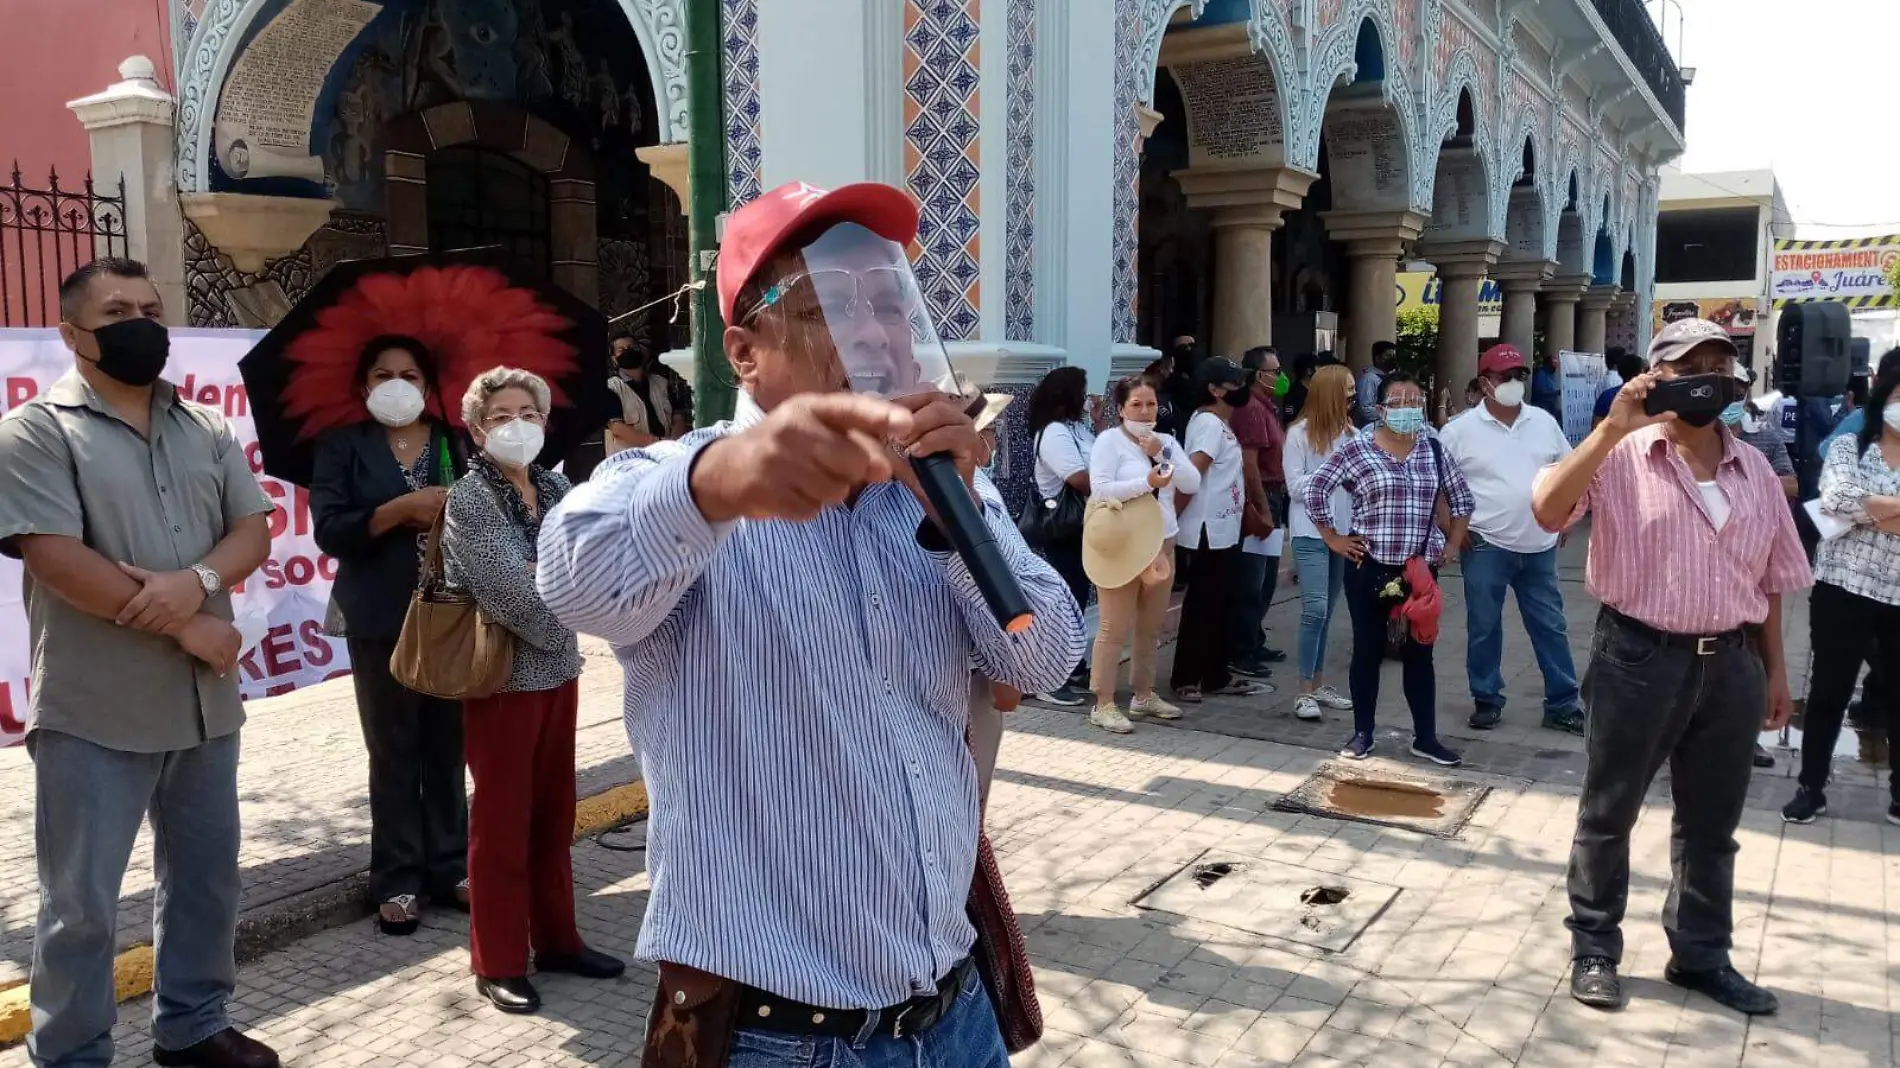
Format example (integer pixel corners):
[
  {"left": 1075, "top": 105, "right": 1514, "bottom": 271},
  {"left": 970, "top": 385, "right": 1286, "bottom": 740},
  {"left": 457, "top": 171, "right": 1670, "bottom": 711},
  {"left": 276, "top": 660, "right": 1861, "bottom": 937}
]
[{"left": 536, "top": 423, "right": 1083, "bottom": 1009}]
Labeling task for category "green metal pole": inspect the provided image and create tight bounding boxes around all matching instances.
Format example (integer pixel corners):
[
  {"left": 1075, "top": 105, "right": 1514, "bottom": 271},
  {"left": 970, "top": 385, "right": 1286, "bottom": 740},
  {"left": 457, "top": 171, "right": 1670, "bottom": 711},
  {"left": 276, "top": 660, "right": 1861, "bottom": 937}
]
[{"left": 686, "top": 0, "right": 733, "bottom": 426}]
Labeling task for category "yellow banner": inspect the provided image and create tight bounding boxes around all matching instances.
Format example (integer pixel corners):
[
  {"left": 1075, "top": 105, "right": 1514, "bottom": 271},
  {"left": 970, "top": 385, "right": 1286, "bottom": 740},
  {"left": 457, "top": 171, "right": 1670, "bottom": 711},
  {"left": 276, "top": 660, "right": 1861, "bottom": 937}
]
[{"left": 1397, "top": 272, "right": 1504, "bottom": 317}]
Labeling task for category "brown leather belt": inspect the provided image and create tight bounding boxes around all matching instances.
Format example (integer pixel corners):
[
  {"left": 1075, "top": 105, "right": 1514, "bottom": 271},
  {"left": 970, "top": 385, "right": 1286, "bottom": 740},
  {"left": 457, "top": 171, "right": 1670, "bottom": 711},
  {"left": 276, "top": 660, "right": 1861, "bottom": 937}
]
[{"left": 734, "top": 957, "right": 974, "bottom": 1042}]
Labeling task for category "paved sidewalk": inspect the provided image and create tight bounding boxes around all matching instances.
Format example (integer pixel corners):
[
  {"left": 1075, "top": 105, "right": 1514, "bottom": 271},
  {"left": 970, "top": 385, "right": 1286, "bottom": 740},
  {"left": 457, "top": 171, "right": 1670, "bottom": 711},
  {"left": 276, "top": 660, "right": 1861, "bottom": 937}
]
[
  {"left": 2, "top": 533, "right": 1894, "bottom": 1066},
  {"left": 0, "top": 638, "right": 641, "bottom": 991}
]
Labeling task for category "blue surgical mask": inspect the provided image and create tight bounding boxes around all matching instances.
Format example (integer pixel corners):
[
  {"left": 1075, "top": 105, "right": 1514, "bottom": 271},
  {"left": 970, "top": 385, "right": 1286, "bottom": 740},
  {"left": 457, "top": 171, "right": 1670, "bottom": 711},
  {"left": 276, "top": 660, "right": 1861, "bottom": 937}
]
[
  {"left": 1382, "top": 406, "right": 1426, "bottom": 435},
  {"left": 1718, "top": 401, "right": 1746, "bottom": 427}
]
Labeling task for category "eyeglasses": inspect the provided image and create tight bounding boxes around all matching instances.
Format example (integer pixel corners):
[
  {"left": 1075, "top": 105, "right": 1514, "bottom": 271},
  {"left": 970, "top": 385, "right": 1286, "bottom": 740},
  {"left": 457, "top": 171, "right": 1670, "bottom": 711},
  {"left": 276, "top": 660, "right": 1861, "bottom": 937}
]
[
  {"left": 742, "top": 267, "right": 919, "bottom": 327},
  {"left": 481, "top": 410, "right": 547, "bottom": 429}
]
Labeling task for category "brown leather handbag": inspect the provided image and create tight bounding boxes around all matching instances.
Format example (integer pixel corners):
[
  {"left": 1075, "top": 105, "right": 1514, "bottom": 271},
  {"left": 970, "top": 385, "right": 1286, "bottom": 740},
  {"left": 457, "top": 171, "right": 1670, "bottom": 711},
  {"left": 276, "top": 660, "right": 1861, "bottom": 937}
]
[{"left": 389, "top": 510, "right": 514, "bottom": 700}]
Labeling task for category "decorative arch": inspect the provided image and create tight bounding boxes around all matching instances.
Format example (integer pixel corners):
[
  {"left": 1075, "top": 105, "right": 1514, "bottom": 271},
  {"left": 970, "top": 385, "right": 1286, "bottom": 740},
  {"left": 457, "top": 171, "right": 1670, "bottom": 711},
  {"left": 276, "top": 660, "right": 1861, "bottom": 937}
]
[
  {"left": 1306, "top": 7, "right": 1424, "bottom": 212},
  {"left": 176, "top": 0, "right": 688, "bottom": 194},
  {"left": 1494, "top": 114, "right": 1543, "bottom": 240},
  {"left": 1433, "top": 52, "right": 1491, "bottom": 150},
  {"left": 1137, "top": 0, "right": 1208, "bottom": 104}
]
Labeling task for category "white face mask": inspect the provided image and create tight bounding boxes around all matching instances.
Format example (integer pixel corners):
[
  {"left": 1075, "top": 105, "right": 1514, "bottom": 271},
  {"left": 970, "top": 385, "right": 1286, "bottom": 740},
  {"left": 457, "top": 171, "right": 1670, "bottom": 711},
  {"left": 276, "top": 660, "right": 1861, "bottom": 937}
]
[
  {"left": 365, "top": 379, "right": 426, "bottom": 428},
  {"left": 1123, "top": 418, "right": 1156, "bottom": 438},
  {"left": 1885, "top": 403, "right": 1900, "bottom": 433},
  {"left": 482, "top": 418, "right": 545, "bottom": 468},
  {"left": 1491, "top": 380, "right": 1526, "bottom": 409}
]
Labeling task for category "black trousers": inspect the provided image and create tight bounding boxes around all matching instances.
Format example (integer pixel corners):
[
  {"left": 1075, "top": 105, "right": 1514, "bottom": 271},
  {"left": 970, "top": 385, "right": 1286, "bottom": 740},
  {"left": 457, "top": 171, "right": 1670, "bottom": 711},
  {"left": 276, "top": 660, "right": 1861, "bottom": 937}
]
[
  {"left": 1171, "top": 531, "right": 1239, "bottom": 692},
  {"left": 1566, "top": 611, "right": 1763, "bottom": 971},
  {"left": 1800, "top": 582, "right": 1900, "bottom": 801},
  {"left": 1044, "top": 535, "right": 1091, "bottom": 680},
  {"left": 1341, "top": 558, "right": 1439, "bottom": 741},
  {"left": 347, "top": 636, "right": 469, "bottom": 902}
]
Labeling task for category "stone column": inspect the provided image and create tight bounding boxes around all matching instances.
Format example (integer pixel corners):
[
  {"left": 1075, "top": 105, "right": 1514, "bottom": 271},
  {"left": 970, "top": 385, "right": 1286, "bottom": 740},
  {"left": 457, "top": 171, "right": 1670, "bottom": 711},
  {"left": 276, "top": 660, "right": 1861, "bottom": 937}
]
[
  {"left": 1540, "top": 276, "right": 1591, "bottom": 365},
  {"left": 1321, "top": 210, "right": 1428, "bottom": 371},
  {"left": 1174, "top": 166, "right": 1316, "bottom": 360},
  {"left": 1491, "top": 261, "right": 1553, "bottom": 356},
  {"left": 1207, "top": 210, "right": 1282, "bottom": 359},
  {"left": 66, "top": 57, "right": 187, "bottom": 324},
  {"left": 1417, "top": 239, "right": 1502, "bottom": 407},
  {"left": 1578, "top": 284, "right": 1620, "bottom": 355}
]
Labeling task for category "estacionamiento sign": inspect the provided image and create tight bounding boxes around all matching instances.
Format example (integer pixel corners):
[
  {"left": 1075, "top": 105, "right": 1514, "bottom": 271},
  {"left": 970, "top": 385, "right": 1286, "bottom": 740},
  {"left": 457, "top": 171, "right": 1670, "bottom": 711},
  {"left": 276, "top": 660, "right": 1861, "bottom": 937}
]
[{"left": 1772, "top": 236, "right": 1900, "bottom": 308}]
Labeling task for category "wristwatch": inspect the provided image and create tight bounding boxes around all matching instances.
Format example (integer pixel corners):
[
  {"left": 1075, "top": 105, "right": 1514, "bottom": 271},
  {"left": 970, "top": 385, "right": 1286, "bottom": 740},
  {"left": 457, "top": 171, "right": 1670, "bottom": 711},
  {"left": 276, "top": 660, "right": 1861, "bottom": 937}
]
[{"left": 189, "top": 563, "right": 223, "bottom": 597}]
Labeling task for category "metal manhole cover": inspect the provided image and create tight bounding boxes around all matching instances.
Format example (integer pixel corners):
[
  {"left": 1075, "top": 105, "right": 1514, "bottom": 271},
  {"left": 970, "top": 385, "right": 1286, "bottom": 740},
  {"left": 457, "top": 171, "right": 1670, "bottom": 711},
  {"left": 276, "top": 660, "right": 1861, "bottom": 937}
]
[
  {"left": 1273, "top": 760, "right": 1491, "bottom": 839},
  {"left": 1133, "top": 851, "right": 1400, "bottom": 952}
]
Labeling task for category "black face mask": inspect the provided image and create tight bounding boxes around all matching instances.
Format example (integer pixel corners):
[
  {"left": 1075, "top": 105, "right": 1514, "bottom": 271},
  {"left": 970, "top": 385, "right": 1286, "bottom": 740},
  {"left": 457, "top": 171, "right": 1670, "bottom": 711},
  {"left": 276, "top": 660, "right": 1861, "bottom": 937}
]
[
  {"left": 81, "top": 318, "right": 170, "bottom": 387},
  {"left": 1226, "top": 386, "right": 1252, "bottom": 408},
  {"left": 615, "top": 351, "right": 647, "bottom": 372}
]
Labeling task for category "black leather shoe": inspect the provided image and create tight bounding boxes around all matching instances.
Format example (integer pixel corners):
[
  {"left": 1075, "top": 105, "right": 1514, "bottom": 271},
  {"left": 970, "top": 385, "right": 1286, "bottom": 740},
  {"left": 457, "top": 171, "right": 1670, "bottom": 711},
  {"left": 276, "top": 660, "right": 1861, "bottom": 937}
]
[
  {"left": 476, "top": 975, "right": 542, "bottom": 1014},
  {"left": 1570, "top": 956, "right": 1624, "bottom": 1010},
  {"left": 152, "top": 1028, "right": 280, "bottom": 1068},
  {"left": 1468, "top": 705, "right": 1503, "bottom": 730},
  {"left": 1664, "top": 963, "right": 1779, "bottom": 1016},
  {"left": 537, "top": 946, "right": 626, "bottom": 979}
]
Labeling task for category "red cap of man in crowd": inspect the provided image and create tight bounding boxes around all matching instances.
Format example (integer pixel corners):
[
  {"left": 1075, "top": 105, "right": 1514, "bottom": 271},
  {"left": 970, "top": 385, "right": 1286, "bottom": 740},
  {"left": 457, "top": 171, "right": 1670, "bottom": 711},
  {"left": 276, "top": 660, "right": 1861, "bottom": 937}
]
[
  {"left": 715, "top": 181, "right": 920, "bottom": 325},
  {"left": 1478, "top": 344, "right": 1529, "bottom": 377}
]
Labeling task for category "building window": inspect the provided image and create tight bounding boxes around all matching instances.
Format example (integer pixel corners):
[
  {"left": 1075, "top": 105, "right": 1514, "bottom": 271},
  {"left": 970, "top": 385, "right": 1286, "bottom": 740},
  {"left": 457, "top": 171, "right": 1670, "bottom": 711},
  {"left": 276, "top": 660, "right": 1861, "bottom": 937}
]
[
  {"left": 425, "top": 148, "right": 552, "bottom": 280},
  {"left": 1655, "top": 207, "right": 1759, "bottom": 285}
]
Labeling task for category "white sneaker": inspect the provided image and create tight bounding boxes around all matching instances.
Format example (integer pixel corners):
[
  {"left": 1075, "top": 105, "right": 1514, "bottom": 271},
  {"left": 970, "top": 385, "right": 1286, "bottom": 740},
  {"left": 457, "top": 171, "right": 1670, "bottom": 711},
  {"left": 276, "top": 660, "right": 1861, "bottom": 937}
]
[
  {"left": 1293, "top": 695, "right": 1324, "bottom": 721},
  {"left": 1313, "top": 685, "right": 1354, "bottom": 710},
  {"left": 1090, "top": 703, "right": 1135, "bottom": 734},
  {"left": 1129, "top": 694, "right": 1183, "bottom": 720}
]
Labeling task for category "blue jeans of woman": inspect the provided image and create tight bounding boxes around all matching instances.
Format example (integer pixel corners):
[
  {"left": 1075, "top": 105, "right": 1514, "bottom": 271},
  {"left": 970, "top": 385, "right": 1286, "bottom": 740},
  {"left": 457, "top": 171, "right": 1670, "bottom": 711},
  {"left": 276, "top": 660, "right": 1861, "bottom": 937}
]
[
  {"left": 1292, "top": 537, "right": 1343, "bottom": 684},
  {"left": 725, "top": 967, "right": 1009, "bottom": 1067},
  {"left": 1341, "top": 557, "right": 1440, "bottom": 742}
]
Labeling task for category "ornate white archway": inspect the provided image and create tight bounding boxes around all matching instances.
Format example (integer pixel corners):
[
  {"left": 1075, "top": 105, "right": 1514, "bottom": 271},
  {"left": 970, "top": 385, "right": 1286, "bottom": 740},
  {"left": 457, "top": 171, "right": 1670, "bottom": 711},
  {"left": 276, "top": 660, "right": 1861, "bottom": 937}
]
[{"left": 175, "top": 0, "right": 688, "bottom": 194}]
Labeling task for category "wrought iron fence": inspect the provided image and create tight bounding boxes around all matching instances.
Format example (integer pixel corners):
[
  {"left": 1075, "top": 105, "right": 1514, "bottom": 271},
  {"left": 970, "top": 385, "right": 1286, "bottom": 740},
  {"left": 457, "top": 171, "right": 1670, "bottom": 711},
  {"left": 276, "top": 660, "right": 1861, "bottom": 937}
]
[
  {"left": 0, "top": 164, "right": 128, "bottom": 327},
  {"left": 1593, "top": 0, "right": 1687, "bottom": 134}
]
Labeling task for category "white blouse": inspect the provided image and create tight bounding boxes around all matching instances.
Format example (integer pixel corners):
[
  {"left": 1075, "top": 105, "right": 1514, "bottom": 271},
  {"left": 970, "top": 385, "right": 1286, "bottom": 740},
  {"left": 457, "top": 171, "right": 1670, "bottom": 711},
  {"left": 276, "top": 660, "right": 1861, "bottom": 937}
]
[
  {"left": 1282, "top": 419, "right": 1355, "bottom": 541},
  {"left": 1178, "top": 411, "right": 1246, "bottom": 550},
  {"left": 1089, "top": 426, "right": 1201, "bottom": 540},
  {"left": 1033, "top": 420, "right": 1096, "bottom": 499}
]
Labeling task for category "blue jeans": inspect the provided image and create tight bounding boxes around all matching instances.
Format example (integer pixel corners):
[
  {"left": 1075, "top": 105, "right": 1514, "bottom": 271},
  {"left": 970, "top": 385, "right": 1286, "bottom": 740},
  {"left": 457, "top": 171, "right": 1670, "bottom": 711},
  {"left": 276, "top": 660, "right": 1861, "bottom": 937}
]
[
  {"left": 1292, "top": 537, "right": 1343, "bottom": 683},
  {"left": 1461, "top": 540, "right": 1580, "bottom": 714},
  {"left": 28, "top": 730, "right": 242, "bottom": 1067},
  {"left": 726, "top": 967, "right": 1009, "bottom": 1067},
  {"left": 1227, "top": 551, "right": 1279, "bottom": 663}
]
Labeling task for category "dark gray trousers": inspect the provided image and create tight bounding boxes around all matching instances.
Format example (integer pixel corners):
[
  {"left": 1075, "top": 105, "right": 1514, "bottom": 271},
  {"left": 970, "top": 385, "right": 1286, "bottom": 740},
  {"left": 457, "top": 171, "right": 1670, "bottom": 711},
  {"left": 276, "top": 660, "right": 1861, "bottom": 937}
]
[
  {"left": 346, "top": 636, "right": 468, "bottom": 903},
  {"left": 1565, "top": 610, "right": 1764, "bottom": 971}
]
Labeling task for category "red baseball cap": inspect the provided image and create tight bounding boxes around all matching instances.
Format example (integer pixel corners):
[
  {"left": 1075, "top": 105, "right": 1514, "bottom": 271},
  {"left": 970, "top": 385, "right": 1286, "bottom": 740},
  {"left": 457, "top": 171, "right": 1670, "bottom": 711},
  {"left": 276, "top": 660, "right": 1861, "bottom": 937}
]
[
  {"left": 1478, "top": 344, "right": 1528, "bottom": 377},
  {"left": 717, "top": 181, "right": 921, "bottom": 325}
]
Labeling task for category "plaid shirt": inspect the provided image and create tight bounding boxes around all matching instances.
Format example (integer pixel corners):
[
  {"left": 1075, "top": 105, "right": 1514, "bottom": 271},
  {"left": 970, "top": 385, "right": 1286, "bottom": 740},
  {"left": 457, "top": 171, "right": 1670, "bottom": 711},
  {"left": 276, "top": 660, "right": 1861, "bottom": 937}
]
[{"left": 1303, "top": 428, "right": 1475, "bottom": 566}]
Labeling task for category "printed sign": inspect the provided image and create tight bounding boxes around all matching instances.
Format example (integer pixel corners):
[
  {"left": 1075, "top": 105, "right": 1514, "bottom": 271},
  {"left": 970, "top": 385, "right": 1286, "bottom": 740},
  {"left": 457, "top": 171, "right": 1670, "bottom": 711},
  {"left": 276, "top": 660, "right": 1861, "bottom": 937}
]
[
  {"left": 1652, "top": 297, "right": 1759, "bottom": 336},
  {"left": 1558, "top": 349, "right": 1609, "bottom": 445},
  {"left": 1772, "top": 236, "right": 1900, "bottom": 309},
  {"left": 0, "top": 329, "right": 352, "bottom": 746}
]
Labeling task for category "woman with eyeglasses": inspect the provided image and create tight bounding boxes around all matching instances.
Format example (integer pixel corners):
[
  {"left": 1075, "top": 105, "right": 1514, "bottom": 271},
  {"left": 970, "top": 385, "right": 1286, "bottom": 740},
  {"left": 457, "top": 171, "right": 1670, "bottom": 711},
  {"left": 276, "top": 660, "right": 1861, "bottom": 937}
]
[
  {"left": 441, "top": 367, "right": 624, "bottom": 1014},
  {"left": 1302, "top": 370, "right": 1475, "bottom": 766}
]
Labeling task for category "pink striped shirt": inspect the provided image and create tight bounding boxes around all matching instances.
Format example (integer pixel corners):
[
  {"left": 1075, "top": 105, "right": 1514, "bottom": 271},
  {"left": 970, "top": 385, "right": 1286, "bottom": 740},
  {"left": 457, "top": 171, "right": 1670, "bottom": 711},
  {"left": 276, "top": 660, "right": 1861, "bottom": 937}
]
[{"left": 1541, "top": 424, "right": 1812, "bottom": 634}]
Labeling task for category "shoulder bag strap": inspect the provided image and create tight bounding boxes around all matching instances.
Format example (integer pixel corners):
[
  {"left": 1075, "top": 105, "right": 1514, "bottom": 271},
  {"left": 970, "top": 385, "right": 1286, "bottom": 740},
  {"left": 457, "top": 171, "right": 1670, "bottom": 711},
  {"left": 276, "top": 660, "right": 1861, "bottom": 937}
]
[
  {"left": 1423, "top": 438, "right": 1449, "bottom": 557},
  {"left": 419, "top": 506, "right": 449, "bottom": 589}
]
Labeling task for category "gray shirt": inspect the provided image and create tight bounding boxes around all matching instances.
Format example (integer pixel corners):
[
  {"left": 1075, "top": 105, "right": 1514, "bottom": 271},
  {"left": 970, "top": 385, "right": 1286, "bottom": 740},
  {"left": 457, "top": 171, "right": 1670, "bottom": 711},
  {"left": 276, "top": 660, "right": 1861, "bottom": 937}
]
[
  {"left": 0, "top": 372, "right": 272, "bottom": 753},
  {"left": 441, "top": 466, "right": 582, "bottom": 692}
]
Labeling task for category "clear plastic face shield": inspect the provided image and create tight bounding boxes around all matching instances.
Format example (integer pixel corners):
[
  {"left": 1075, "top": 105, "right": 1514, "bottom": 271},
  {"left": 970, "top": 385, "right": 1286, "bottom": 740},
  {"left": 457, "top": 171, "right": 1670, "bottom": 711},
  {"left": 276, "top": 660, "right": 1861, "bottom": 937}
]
[{"left": 737, "top": 222, "right": 985, "bottom": 403}]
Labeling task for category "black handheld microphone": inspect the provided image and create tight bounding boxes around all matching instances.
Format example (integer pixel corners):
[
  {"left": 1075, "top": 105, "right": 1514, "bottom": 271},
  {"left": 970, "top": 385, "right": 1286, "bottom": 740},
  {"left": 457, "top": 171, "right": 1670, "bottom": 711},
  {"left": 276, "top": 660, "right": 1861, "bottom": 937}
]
[{"left": 911, "top": 453, "right": 1036, "bottom": 633}]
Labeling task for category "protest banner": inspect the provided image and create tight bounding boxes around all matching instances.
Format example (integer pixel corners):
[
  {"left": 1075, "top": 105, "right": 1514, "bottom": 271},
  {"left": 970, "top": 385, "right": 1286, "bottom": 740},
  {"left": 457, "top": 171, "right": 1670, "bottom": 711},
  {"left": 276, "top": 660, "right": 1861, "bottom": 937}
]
[
  {"left": 1558, "top": 349, "right": 1609, "bottom": 445},
  {"left": 0, "top": 329, "right": 352, "bottom": 745}
]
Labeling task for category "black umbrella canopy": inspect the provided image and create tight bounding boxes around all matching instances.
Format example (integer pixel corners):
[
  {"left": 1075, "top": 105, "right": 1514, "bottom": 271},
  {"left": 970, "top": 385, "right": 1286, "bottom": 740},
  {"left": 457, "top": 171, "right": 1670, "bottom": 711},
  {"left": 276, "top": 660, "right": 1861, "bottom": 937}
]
[{"left": 240, "top": 247, "right": 610, "bottom": 488}]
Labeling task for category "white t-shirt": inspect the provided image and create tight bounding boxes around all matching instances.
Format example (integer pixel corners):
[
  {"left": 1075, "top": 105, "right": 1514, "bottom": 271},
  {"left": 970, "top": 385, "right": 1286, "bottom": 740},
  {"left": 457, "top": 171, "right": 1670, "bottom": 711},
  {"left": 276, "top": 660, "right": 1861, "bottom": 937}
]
[
  {"left": 1034, "top": 420, "right": 1095, "bottom": 499},
  {"left": 1089, "top": 426, "right": 1201, "bottom": 540},
  {"left": 1697, "top": 480, "right": 1731, "bottom": 531},
  {"left": 1439, "top": 403, "right": 1573, "bottom": 554},
  {"left": 1282, "top": 419, "right": 1354, "bottom": 541},
  {"left": 1178, "top": 411, "right": 1245, "bottom": 550}
]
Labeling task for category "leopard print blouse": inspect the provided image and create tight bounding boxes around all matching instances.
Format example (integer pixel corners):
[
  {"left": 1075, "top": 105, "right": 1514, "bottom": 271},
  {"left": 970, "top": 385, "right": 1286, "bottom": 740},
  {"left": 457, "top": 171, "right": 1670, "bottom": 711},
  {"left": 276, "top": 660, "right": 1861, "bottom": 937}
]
[{"left": 440, "top": 465, "right": 583, "bottom": 693}]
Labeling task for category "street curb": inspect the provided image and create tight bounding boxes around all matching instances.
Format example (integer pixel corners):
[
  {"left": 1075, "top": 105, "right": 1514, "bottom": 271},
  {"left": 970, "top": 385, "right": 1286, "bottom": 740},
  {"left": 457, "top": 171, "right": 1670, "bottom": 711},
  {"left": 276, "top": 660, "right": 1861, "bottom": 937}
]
[{"left": 0, "top": 780, "right": 648, "bottom": 1046}]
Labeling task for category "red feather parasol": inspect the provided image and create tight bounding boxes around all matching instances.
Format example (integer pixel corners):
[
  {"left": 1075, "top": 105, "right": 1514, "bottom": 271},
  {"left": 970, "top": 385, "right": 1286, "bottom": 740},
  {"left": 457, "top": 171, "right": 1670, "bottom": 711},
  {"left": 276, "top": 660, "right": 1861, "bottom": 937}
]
[{"left": 280, "top": 264, "right": 579, "bottom": 440}]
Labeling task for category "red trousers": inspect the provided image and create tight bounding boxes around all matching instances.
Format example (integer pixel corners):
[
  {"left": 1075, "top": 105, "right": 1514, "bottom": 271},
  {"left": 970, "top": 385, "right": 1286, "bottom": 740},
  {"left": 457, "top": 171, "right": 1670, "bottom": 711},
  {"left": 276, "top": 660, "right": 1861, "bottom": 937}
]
[{"left": 463, "top": 680, "right": 585, "bottom": 978}]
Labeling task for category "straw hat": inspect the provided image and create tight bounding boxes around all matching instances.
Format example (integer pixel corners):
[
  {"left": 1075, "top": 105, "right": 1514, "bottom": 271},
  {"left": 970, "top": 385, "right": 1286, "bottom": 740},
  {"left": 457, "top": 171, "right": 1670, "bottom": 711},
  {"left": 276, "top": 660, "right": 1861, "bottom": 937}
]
[{"left": 1083, "top": 494, "right": 1165, "bottom": 589}]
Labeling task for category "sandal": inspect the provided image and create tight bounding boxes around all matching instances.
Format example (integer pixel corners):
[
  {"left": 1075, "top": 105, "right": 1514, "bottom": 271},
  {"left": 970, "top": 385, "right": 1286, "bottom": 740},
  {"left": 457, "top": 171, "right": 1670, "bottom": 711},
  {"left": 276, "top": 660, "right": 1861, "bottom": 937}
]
[
  {"left": 451, "top": 878, "right": 471, "bottom": 912},
  {"left": 377, "top": 893, "right": 420, "bottom": 936}
]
